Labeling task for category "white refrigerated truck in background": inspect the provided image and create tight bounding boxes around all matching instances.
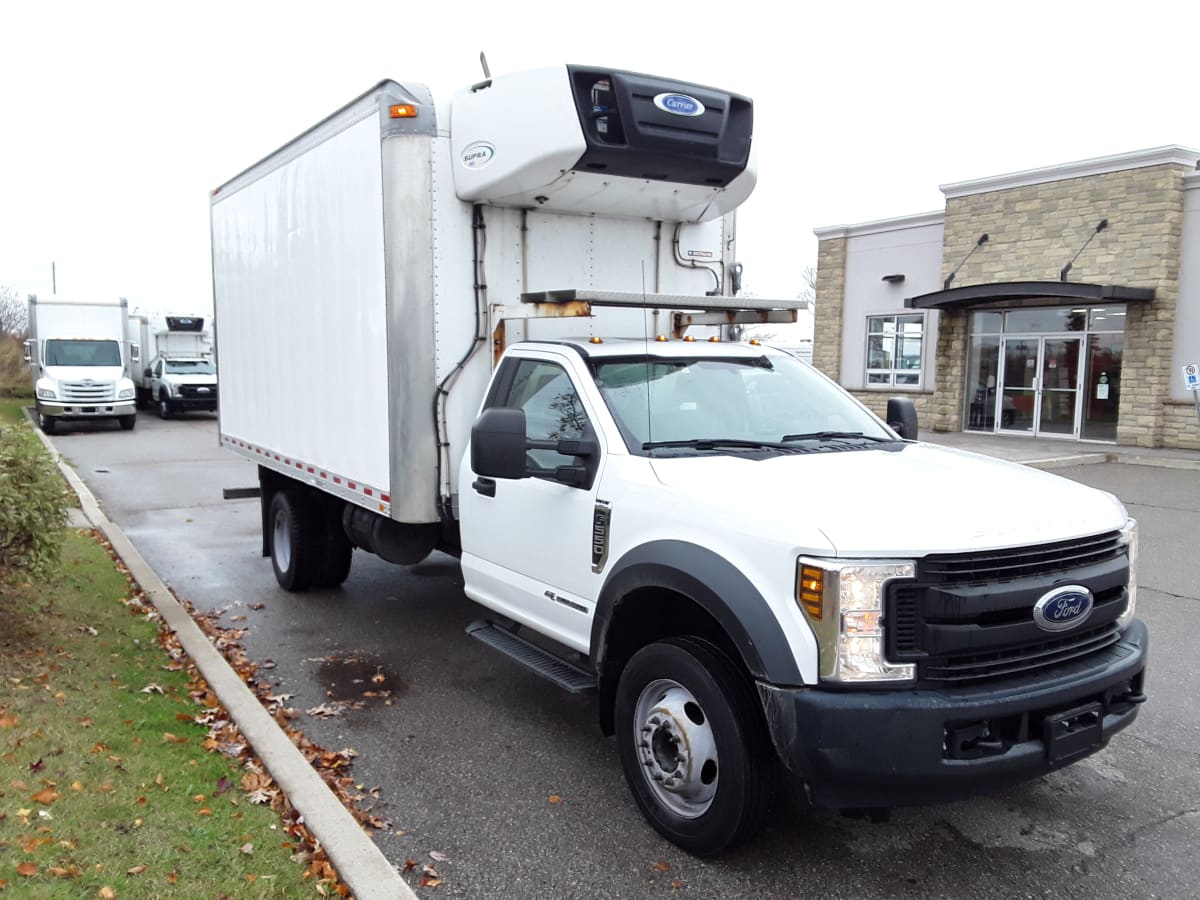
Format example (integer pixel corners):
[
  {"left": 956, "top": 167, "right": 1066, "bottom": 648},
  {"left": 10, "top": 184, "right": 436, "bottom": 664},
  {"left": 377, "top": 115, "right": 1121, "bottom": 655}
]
[
  {"left": 25, "top": 295, "right": 138, "bottom": 434},
  {"left": 128, "top": 311, "right": 217, "bottom": 414},
  {"left": 211, "top": 65, "right": 1148, "bottom": 855}
]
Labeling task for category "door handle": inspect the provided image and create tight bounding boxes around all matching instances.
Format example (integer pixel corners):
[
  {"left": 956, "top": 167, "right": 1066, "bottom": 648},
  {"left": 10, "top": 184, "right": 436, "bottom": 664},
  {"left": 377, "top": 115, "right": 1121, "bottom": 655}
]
[{"left": 473, "top": 477, "right": 496, "bottom": 497}]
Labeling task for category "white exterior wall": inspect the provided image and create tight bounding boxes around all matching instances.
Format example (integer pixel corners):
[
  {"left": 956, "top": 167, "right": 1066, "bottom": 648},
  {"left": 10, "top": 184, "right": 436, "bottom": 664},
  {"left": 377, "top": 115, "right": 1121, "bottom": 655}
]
[
  {"left": 835, "top": 218, "right": 944, "bottom": 390},
  {"left": 212, "top": 112, "right": 391, "bottom": 492},
  {"left": 1173, "top": 172, "right": 1200, "bottom": 402}
]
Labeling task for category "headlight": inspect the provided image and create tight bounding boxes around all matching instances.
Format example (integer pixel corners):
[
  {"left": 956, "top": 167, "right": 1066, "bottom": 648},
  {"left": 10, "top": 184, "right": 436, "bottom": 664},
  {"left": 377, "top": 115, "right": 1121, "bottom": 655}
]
[
  {"left": 1117, "top": 518, "right": 1138, "bottom": 628},
  {"left": 118, "top": 388, "right": 134, "bottom": 399},
  {"left": 36, "top": 387, "right": 57, "bottom": 400},
  {"left": 797, "top": 558, "right": 916, "bottom": 683}
]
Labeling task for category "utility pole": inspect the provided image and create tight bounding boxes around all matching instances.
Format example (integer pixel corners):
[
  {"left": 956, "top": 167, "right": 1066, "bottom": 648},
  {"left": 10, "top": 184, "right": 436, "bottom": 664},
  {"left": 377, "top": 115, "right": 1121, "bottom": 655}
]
[{"left": 51, "top": 261, "right": 56, "bottom": 294}]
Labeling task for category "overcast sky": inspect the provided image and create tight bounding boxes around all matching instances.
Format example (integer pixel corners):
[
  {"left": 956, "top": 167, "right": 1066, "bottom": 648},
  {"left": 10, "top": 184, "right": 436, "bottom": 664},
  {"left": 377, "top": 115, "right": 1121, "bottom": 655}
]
[{"left": 2, "top": 0, "right": 1197, "bottom": 316}]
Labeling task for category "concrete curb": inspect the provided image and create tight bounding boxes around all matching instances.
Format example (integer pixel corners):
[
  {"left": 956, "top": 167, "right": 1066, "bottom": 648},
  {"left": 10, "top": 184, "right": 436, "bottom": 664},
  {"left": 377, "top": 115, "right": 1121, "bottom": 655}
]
[{"left": 24, "top": 411, "right": 415, "bottom": 900}]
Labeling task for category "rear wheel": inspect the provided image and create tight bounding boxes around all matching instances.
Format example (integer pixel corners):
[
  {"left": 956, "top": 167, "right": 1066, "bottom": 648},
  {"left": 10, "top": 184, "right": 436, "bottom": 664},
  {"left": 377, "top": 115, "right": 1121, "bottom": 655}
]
[
  {"left": 269, "top": 491, "right": 322, "bottom": 591},
  {"left": 615, "top": 637, "right": 774, "bottom": 856},
  {"left": 312, "top": 511, "right": 353, "bottom": 588},
  {"left": 118, "top": 414, "right": 136, "bottom": 431}
]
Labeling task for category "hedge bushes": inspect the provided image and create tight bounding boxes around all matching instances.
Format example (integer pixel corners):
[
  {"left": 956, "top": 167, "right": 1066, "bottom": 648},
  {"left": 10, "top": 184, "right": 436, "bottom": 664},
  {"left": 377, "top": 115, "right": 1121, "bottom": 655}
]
[{"left": 0, "top": 422, "right": 67, "bottom": 581}]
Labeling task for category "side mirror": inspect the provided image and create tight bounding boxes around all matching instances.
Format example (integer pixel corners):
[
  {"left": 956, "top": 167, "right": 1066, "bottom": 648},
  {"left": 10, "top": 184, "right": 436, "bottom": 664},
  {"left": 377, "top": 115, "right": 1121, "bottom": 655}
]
[
  {"left": 130, "top": 343, "right": 140, "bottom": 364},
  {"left": 471, "top": 407, "right": 528, "bottom": 479},
  {"left": 144, "top": 367, "right": 153, "bottom": 378},
  {"left": 886, "top": 397, "right": 918, "bottom": 440},
  {"left": 22, "top": 340, "right": 32, "bottom": 364}
]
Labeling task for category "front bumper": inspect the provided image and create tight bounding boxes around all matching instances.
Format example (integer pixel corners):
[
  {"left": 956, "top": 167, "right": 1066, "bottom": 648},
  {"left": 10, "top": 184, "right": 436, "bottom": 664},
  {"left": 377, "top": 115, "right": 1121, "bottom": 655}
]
[
  {"left": 758, "top": 618, "right": 1148, "bottom": 809},
  {"left": 39, "top": 400, "right": 135, "bottom": 419},
  {"left": 165, "top": 396, "right": 218, "bottom": 412}
]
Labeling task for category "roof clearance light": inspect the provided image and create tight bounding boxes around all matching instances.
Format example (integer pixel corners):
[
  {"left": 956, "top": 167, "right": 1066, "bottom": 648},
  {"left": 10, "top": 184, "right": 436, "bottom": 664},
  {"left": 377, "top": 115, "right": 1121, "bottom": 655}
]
[
  {"left": 683, "top": 335, "right": 696, "bottom": 342},
  {"left": 748, "top": 338, "right": 762, "bottom": 346},
  {"left": 389, "top": 104, "right": 418, "bottom": 118},
  {"left": 589, "top": 336, "right": 603, "bottom": 344},
  {"left": 655, "top": 335, "right": 669, "bottom": 342},
  {"left": 709, "top": 336, "right": 720, "bottom": 342}
]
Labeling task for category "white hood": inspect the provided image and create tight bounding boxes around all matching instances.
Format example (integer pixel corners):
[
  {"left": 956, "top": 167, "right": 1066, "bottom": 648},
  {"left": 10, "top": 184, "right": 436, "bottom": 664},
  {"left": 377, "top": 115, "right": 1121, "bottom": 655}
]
[
  {"left": 43, "top": 364, "right": 126, "bottom": 383},
  {"left": 163, "top": 373, "right": 217, "bottom": 386},
  {"left": 648, "top": 442, "right": 1127, "bottom": 557}
]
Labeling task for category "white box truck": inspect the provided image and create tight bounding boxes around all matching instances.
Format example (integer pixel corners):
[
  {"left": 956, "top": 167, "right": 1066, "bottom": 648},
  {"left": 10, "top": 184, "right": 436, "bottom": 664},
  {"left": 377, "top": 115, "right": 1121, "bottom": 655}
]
[
  {"left": 211, "top": 66, "right": 1147, "bottom": 855},
  {"left": 128, "top": 311, "right": 217, "bottom": 415},
  {"left": 25, "top": 295, "right": 138, "bottom": 433}
]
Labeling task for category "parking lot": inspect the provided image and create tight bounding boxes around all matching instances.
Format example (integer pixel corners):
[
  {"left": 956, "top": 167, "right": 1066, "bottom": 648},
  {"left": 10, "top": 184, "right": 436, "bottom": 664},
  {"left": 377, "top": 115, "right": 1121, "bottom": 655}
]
[{"left": 53, "top": 413, "right": 1200, "bottom": 899}]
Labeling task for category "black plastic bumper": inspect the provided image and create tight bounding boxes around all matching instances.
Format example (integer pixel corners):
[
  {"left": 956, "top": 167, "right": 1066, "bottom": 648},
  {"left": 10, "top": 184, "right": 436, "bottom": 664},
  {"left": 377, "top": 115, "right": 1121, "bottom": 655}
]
[
  {"left": 168, "top": 397, "right": 217, "bottom": 412},
  {"left": 758, "top": 619, "right": 1148, "bottom": 809}
]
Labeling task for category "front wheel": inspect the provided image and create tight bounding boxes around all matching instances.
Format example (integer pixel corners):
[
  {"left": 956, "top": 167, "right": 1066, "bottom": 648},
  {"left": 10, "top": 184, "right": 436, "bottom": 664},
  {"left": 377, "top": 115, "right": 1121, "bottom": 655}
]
[
  {"left": 158, "top": 396, "right": 172, "bottom": 419},
  {"left": 615, "top": 637, "right": 774, "bottom": 856},
  {"left": 118, "top": 414, "right": 136, "bottom": 431},
  {"left": 37, "top": 409, "right": 57, "bottom": 435}
]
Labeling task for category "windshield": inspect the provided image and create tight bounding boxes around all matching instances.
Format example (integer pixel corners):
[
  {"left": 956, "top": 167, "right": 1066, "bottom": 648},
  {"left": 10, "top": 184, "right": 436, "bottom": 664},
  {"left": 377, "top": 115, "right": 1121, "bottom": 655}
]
[
  {"left": 594, "top": 354, "right": 894, "bottom": 454},
  {"left": 164, "top": 359, "right": 215, "bottom": 375},
  {"left": 45, "top": 339, "right": 121, "bottom": 367}
]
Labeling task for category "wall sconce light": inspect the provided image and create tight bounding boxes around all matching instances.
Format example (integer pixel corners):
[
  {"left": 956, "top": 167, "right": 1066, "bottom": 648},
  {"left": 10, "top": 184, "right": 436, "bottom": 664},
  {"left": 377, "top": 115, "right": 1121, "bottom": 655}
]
[{"left": 881, "top": 273, "right": 906, "bottom": 284}]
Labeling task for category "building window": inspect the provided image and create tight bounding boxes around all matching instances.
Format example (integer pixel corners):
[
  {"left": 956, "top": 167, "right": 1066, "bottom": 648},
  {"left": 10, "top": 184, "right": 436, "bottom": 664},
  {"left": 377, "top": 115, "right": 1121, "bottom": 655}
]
[{"left": 866, "top": 314, "right": 923, "bottom": 386}]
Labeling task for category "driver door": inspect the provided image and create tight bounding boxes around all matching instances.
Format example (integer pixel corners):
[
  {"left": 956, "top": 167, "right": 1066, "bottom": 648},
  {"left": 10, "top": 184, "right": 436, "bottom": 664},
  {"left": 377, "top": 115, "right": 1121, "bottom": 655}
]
[{"left": 459, "top": 353, "right": 607, "bottom": 653}]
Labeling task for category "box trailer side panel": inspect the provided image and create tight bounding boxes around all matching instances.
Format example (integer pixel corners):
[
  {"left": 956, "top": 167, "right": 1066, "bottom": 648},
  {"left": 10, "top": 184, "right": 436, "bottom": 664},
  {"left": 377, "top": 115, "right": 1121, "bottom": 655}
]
[{"left": 213, "top": 111, "right": 391, "bottom": 497}]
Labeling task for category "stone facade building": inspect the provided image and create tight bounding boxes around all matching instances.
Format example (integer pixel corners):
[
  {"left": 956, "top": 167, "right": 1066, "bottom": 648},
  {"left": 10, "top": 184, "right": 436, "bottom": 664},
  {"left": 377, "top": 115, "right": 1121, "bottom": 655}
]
[{"left": 814, "top": 147, "right": 1200, "bottom": 449}]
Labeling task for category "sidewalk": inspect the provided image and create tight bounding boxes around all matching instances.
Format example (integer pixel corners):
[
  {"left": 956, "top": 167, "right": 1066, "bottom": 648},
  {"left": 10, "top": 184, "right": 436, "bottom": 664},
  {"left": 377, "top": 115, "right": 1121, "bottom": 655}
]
[{"left": 918, "top": 429, "right": 1200, "bottom": 471}]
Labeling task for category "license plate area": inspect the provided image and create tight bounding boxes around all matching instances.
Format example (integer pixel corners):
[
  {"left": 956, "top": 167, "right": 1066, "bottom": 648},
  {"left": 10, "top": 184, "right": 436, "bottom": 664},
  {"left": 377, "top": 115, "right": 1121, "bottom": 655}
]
[{"left": 1044, "top": 701, "right": 1103, "bottom": 763}]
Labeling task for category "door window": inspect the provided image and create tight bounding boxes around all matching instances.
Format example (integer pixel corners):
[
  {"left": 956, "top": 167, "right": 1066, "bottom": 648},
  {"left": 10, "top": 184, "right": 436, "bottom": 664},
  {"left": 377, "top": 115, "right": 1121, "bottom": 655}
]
[{"left": 499, "top": 359, "right": 591, "bottom": 475}]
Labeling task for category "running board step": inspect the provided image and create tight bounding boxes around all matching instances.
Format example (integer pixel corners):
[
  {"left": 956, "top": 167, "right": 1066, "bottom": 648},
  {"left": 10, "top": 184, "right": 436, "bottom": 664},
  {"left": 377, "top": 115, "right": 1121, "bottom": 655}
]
[{"left": 466, "top": 620, "right": 596, "bottom": 694}]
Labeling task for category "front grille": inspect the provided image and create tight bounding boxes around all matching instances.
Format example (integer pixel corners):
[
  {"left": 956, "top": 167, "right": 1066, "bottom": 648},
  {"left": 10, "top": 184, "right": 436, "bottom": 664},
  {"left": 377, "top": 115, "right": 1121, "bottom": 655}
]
[
  {"left": 919, "top": 530, "right": 1124, "bottom": 584},
  {"left": 886, "top": 532, "right": 1130, "bottom": 686},
  {"left": 61, "top": 381, "right": 116, "bottom": 403},
  {"left": 179, "top": 384, "right": 217, "bottom": 399}
]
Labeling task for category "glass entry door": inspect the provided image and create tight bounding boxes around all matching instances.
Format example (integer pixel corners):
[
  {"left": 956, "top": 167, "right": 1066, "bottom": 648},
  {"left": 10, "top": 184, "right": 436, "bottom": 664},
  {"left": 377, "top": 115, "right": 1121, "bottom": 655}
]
[{"left": 998, "top": 337, "right": 1082, "bottom": 437}]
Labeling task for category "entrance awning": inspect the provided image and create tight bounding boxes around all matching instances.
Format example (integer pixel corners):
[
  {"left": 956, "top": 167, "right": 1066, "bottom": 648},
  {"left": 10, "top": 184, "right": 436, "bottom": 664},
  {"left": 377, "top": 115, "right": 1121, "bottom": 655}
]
[{"left": 904, "top": 281, "right": 1155, "bottom": 311}]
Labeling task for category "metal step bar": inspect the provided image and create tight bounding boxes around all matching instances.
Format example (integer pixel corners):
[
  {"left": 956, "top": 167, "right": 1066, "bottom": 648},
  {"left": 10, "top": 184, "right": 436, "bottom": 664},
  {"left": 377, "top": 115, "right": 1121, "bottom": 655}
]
[{"left": 466, "top": 620, "right": 597, "bottom": 694}]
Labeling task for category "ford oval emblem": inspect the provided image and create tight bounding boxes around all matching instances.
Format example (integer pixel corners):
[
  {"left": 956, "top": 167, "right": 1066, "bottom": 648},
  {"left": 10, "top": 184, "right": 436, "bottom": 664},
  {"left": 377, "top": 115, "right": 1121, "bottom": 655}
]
[
  {"left": 653, "top": 92, "right": 705, "bottom": 117},
  {"left": 1033, "top": 585, "right": 1094, "bottom": 632},
  {"left": 461, "top": 141, "right": 495, "bottom": 169}
]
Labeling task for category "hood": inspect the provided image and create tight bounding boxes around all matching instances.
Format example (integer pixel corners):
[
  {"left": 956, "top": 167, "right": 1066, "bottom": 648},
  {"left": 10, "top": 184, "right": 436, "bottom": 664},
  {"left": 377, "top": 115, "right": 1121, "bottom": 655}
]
[
  {"left": 648, "top": 442, "right": 1126, "bottom": 557},
  {"left": 162, "top": 373, "right": 217, "bottom": 386},
  {"left": 43, "top": 364, "right": 127, "bottom": 382}
]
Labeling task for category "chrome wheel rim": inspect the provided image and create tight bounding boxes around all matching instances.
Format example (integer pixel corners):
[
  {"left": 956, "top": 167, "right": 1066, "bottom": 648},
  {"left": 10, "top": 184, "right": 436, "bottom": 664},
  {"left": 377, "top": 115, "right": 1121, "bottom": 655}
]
[
  {"left": 272, "top": 509, "right": 292, "bottom": 573},
  {"left": 633, "top": 677, "right": 718, "bottom": 818}
]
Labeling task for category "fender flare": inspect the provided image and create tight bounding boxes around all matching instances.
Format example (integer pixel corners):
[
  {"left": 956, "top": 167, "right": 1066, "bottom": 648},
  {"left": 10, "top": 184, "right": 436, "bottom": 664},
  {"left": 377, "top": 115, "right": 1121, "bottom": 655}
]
[{"left": 590, "top": 540, "right": 804, "bottom": 686}]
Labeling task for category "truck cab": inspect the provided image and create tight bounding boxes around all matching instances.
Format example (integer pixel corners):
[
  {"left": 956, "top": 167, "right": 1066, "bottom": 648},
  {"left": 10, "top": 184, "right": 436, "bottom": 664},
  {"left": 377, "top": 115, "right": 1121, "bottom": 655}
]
[
  {"left": 143, "top": 354, "right": 218, "bottom": 418},
  {"left": 461, "top": 337, "right": 1145, "bottom": 854},
  {"left": 27, "top": 295, "right": 138, "bottom": 434}
]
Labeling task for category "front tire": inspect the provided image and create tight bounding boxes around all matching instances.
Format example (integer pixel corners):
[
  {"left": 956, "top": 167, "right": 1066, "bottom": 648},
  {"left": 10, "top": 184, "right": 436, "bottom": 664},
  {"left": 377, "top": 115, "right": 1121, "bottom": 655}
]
[
  {"left": 37, "top": 409, "right": 57, "bottom": 435},
  {"left": 615, "top": 637, "right": 774, "bottom": 856},
  {"left": 269, "top": 491, "right": 322, "bottom": 591},
  {"left": 118, "top": 414, "right": 136, "bottom": 431},
  {"left": 158, "top": 395, "right": 172, "bottom": 419}
]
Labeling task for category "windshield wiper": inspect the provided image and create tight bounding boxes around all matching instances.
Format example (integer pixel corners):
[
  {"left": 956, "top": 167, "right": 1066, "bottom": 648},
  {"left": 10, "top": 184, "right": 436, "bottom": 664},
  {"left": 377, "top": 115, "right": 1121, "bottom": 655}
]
[
  {"left": 642, "top": 438, "right": 794, "bottom": 451},
  {"left": 780, "top": 431, "right": 894, "bottom": 443}
]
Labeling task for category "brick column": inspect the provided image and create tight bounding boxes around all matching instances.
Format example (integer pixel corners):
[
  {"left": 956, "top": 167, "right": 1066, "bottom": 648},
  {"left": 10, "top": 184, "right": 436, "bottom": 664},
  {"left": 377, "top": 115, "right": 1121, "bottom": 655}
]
[{"left": 813, "top": 235, "right": 847, "bottom": 380}]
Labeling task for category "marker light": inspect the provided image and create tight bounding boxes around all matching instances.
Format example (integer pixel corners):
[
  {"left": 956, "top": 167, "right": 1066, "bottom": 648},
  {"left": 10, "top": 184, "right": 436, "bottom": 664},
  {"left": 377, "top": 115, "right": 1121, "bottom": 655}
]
[
  {"left": 389, "top": 104, "right": 418, "bottom": 118},
  {"left": 709, "top": 336, "right": 720, "bottom": 342},
  {"left": 683, "top": 335, "right": 696, "bottom": 342},
  {"left": 655, "top": 335, "right": 669, "bottom": 342},
  {"left": 798, "top": 566, "right": 824, "bottom": 619},
  {"left": 589, "top": 336, "right": 603, "bottom": 344},
  {"left": 748, "top": 339, "right": 762, "bottom": 346}
]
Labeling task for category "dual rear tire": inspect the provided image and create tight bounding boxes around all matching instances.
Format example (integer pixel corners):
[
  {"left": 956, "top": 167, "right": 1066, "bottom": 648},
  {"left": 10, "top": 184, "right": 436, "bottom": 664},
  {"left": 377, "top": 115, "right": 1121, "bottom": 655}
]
[{"left": 269, "top": 490, "right": 353, "bottom": 591}]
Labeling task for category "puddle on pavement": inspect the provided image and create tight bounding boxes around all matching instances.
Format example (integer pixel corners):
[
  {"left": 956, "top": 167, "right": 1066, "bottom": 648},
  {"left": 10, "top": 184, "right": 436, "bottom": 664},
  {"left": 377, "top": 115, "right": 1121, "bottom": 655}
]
[{"left": 314, "top": 655, "right": 403, "bottom": 704}]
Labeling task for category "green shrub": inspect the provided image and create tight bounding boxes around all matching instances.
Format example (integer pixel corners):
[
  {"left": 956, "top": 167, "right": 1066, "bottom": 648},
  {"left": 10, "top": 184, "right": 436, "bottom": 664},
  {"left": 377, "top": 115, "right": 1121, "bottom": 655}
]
[
  {"left": 0, "top": 335, "right": 29, "bottom": 397},
  {"left": 0, "top": 423, "right": 67, "bottom": 581}
]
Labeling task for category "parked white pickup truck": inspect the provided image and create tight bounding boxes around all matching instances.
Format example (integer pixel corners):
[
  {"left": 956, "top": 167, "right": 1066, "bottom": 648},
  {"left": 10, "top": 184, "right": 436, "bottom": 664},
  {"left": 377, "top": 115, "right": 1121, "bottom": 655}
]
[{"left": 141, "top": 355, "right": 218, "bottom": 418}]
